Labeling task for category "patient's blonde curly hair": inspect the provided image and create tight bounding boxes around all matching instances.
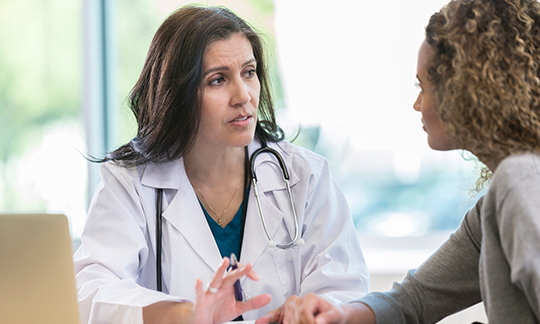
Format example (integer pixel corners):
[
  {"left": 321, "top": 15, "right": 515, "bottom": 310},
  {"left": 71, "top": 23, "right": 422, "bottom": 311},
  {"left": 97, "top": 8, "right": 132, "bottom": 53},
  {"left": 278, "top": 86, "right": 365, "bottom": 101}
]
[{"left": 426, "top": 0, "right": 540, "bottom": 189}]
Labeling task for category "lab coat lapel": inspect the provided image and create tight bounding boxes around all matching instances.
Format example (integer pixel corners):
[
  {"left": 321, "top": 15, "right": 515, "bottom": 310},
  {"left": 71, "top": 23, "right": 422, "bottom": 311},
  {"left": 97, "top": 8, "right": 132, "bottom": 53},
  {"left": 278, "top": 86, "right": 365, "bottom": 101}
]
[
  {"left": 163, "top": 182, "right": 222, "bottom": 271},
  {"left": 141, "top": 159, "right": 222, "bottom": 272},
  {"left": 240, "top": 142, "right": 300, "bottom": 266}
]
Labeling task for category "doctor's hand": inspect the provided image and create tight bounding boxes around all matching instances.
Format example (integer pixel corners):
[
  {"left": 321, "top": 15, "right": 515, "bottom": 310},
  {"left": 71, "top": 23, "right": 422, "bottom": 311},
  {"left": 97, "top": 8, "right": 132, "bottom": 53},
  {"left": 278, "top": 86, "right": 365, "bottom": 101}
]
[
  {"left": 143, "top": 257, "right": 271, "bottom": 324},
  {"left": 255, "top": 293, "right": 376, "bottom": 324},
  {"left": 191, "top": 257, "right": 272, "bottom": 324}
]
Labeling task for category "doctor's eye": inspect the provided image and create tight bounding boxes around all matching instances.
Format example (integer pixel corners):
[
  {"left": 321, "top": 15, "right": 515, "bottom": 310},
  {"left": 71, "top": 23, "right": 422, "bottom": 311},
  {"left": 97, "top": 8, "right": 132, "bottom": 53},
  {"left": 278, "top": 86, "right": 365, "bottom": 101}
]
[
  {"left": 243, "top": 68, "right": 257, "bottom": 79},
  {"left": 209, "top": 76, "right": 226, "bottom": 86}
]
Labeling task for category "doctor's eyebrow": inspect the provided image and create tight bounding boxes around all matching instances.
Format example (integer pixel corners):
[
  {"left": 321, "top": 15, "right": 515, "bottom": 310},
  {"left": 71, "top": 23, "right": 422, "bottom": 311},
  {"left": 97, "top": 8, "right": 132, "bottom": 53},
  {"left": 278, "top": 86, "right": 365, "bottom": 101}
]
[{"left": 203, "top": 58, "right": 257, "bottom": 77}]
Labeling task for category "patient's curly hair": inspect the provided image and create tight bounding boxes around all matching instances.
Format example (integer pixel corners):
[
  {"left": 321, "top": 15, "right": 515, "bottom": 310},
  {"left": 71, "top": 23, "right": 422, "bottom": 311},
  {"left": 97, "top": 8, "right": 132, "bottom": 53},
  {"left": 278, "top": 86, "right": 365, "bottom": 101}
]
[{"left": 425, "top": 0, "right": 540, "bottom": 188}]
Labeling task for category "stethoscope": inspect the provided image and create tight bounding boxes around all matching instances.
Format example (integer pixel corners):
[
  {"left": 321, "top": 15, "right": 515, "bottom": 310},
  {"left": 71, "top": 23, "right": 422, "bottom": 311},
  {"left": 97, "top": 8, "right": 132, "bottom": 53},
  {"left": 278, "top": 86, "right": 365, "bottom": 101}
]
[
  {"left": 155, "top": 143, "right": 304, "bottom": 292},
  {"left": 249, "top": 145, "right": 304, "bottom": 249}
]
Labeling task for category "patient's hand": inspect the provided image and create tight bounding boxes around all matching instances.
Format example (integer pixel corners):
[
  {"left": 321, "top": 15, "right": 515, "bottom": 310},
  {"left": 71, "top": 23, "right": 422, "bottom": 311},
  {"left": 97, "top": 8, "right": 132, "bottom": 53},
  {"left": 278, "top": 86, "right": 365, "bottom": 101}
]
[{"left": 255, "top": 294, "right": 375, "bottom": 324}]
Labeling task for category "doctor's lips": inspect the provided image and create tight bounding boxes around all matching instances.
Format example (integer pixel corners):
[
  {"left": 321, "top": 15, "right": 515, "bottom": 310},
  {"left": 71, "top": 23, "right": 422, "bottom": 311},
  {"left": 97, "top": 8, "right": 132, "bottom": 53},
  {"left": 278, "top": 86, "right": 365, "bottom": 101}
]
[{"left": 228, "top": 114, "right": 252, "bottom": 125}]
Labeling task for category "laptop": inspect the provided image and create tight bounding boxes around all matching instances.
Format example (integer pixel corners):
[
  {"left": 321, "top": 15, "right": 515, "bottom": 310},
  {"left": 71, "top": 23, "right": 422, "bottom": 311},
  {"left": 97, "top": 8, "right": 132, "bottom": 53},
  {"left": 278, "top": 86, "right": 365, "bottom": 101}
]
[{"left": 0, "top": 213, "right": 80, "bottom": 324}]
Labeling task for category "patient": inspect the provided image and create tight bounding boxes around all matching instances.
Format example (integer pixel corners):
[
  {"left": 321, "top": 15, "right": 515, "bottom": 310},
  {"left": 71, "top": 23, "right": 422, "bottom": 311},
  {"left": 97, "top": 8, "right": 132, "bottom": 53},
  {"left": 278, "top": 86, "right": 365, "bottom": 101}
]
[{"left": 260, "top": 0, "right": 540, "bottom": 323}]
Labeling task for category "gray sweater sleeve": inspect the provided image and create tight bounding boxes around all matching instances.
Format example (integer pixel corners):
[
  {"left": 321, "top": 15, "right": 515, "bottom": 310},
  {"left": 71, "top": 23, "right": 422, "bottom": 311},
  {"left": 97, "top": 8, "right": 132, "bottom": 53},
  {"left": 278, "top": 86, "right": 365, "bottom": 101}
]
[
  {"left": 357, "top": 197, "right": 484, "bottom": 324},
  {"left": 480, "top": 153, "right": 540, "bottom": 322}
]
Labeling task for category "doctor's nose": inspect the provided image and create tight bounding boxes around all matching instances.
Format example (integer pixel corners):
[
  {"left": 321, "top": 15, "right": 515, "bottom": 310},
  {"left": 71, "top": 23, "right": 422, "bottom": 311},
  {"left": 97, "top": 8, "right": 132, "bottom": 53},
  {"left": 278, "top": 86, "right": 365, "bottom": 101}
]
[{"left": 230, "top": 80, "right": 251, "bottom": 107}]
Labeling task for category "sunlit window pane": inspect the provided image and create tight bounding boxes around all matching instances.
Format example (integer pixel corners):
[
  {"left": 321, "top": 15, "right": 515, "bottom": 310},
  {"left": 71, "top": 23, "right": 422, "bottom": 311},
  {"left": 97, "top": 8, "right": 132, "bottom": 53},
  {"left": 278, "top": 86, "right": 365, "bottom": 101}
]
[
  {"left": 2, "top": 0, "right": 483, "bottom": 240},
  {"left": 272, "top": 0, "right": 482, "bottom": 237},
  {"left": 0, "top": 1, "right": 86, "bottom": 235}
]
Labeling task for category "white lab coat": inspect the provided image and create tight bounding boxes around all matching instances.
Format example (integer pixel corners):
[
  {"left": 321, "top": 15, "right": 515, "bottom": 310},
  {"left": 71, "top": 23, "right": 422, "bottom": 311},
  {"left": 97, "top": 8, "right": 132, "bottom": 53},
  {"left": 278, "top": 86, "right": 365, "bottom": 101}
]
[{"left": 73, "top": 140, "right": 369, "bottom": 324}]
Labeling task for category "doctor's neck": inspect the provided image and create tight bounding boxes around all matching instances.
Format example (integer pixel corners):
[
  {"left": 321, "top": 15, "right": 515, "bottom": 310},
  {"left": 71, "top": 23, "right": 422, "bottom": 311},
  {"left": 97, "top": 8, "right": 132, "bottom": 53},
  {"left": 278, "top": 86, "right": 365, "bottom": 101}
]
[{"left": 183, "top": 144, "right": 246, "bottom": 186}]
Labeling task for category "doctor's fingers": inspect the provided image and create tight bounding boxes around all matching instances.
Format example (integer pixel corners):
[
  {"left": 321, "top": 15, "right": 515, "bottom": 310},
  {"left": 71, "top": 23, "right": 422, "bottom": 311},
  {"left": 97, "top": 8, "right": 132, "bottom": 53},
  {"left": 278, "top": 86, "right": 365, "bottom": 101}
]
[
  {"left": 207, "top": 257, "right": 231, "bottom": 291},
  {"left": 236, "top": 293, "right": 272, "bottom": 315},
  {"left": 195, "top": 278, "right": 206, "bottom": 300},
  {"left": 230, "top": 261, "right": 260, "bottom": 281},
  {"left": 221, "top": 262, "right": 254, "bottom": 288}
]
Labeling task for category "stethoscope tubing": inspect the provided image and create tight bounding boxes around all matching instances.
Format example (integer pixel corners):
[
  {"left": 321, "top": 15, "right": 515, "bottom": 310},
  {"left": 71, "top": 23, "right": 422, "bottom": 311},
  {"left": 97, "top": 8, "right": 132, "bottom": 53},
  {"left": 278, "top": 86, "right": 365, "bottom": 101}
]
[{"left": 156, "top": 188, "right": 164, "bottom": 292}]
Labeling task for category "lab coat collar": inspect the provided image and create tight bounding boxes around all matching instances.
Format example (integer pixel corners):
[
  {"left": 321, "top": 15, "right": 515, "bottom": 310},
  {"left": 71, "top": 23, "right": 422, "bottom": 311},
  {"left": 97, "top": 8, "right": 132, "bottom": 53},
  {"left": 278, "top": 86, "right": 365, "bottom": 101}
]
[
  {"left": 139, "top": 141, "right": 301, "bottom": 191},
  {"left": 140, "top": 159, "right": 186, "bottom": 190}
]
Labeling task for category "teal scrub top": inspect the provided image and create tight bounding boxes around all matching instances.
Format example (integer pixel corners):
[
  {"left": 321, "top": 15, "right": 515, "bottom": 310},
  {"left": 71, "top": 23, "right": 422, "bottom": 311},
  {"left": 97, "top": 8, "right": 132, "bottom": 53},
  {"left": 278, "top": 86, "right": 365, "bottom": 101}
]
[
  {"left": 200, "top": 186, "right": 250, "bottom": 259},
  {"left": 201, "top": 202, "right": 243, "bottom": 259}
]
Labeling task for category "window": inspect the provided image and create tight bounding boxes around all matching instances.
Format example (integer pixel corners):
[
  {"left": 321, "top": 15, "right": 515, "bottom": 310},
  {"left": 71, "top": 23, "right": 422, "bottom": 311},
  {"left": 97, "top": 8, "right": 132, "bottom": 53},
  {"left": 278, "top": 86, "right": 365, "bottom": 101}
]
[
  {"left": 272, "top": 0, "right": 482, "bottom": 237},
  {"left": 2, "top": 0, "right": 482, "bottom": 240},
  {"left": 0, "top": 1, "right": 86, "bottom": 236}
]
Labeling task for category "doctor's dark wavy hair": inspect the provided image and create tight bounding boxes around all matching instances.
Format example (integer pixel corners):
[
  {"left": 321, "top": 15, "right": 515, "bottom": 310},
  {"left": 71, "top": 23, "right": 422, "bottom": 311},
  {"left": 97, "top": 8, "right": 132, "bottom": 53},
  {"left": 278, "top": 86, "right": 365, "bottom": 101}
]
[
  {"left": 425, "top": 0, "right": 540, "bottom": 188},
  {"left": 102, "top": 5, "right": 283, "bottom": 166}
]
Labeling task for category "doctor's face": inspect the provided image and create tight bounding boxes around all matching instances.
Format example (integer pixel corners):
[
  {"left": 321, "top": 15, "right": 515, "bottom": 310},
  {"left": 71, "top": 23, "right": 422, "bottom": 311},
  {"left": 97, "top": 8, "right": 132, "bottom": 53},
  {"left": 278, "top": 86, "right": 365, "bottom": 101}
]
[
  {"left": 197, "top": 33, "right": 260, "bottom": 150},
  {"left": 413, "top": 40, "right": 456, "bottom": 151}
]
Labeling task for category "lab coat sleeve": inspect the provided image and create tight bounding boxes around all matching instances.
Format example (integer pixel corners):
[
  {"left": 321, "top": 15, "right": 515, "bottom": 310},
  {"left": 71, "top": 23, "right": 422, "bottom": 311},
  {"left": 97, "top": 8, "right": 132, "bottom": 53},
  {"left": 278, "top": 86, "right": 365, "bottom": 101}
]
[
  {"left": 73, "top": 163, "right": 184, "bottom": 324},
  {"left": 297, "top": 155, "right": 370, "bottom": 304}
]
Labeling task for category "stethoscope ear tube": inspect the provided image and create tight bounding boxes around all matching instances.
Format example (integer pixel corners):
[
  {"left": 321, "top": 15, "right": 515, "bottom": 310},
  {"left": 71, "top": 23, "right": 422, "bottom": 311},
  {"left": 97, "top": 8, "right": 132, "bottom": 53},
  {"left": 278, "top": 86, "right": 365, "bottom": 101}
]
[{"left": 250, "top": 146, "right": 290, "bottom": 181}]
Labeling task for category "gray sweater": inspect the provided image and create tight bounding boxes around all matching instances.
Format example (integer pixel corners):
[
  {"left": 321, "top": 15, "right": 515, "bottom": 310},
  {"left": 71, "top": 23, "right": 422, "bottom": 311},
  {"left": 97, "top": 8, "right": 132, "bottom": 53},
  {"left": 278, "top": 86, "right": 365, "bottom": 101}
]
[{"left": 358, "top": 153, "right": 540, "bottom": 323}]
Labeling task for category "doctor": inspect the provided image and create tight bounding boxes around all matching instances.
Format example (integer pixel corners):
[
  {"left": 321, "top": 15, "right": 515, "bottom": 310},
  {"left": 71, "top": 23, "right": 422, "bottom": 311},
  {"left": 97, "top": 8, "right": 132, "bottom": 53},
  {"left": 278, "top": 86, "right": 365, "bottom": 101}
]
[{"left": 73, "top": 5, "right": 368, "bottom": 324}]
